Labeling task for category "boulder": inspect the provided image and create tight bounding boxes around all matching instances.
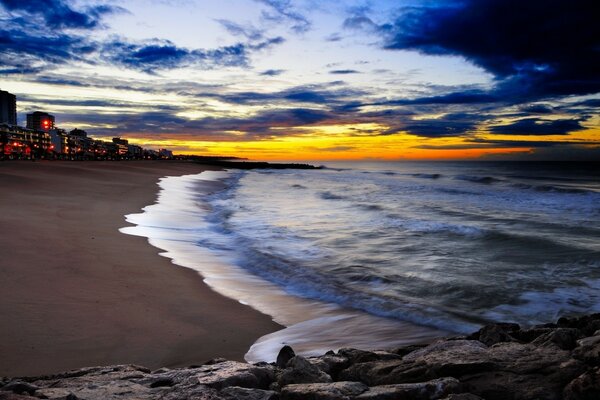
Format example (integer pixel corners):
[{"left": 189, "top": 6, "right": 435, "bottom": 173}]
[
  {"left": 308, "top": 355, "right": 351, "bottom": 379},
  {"left": 338, "top": 359, "right": 431, "bottom": 386},
  {"left": 277, "top": 346, "right": 296, "bottom": 369},
  {"left": 278, "top": 356, "right": 332, "bottom": 386},
  {"left": 468, "top": 323, "right": 520, "bottom": 346},
  {"left": 402, "top": 340, "right": 494, "bottom": 376},
  {"left": 220, "top": 386, "right": 279, "bottom": 400},
  {"left": 355, "top": 377, "right": 461, "bottom": 399},
  {"left": 194, "top": 361, "right": 275, "bottom": 390},
  {"left": 563, "top": 367, "right": 600, "bottom": 400},
  {"left": 573, "top": 335, "right": 600, "bottom": 365},
  {"left": 280, "top": 381, "right": 368, "bottom": 400},
  {"left": 531, "top": 328, "right": 581, "bottom": 350}
]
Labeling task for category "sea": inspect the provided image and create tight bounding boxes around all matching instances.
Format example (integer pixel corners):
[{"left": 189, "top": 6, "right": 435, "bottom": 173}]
[{"left": 121, "top": 161, "right": 600, "bottom": 362}]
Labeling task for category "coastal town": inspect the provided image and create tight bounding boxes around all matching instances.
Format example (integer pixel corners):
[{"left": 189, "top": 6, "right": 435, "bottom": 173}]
[{"left": 0, "top": 89, "right": 173, "bottom": 161}]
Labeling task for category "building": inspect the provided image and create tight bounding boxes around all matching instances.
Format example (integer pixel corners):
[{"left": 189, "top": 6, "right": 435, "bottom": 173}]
[
  {"left": 0, "top": 89, "right": 17, "bottom": 125},
  {"left": 112, "top": 137, "right": 129, "bottom": 156},
  {"left": 27, "top": 111, "right": 55, "bottom": 131}
]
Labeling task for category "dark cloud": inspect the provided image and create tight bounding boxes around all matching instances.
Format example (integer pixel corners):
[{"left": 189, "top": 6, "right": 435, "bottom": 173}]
[
  {"left": 0, "top": 0, "right": 283, "bottom": 74},
  {"left": 66, "top": 107, "right": 334, "bottom": 140},
  {"left": 378, "top": 90, "right": 498, "bottom": 106},
  {"left": 391, "top": 112, "right": 486, "bottom": 138},
  {"left": 0, "top": 26, "right": 96, "bottom": 71},
  {"left": 255, "top": 0, "right": 311, "bottom": 33},
  {"left": 0, "top": 0, "right": 123, "bottom": 29},
  {"left": 260, "top": 69, "right": 285, "bottom": 76},
  {"left": 489, "top": 118, "right": 587, "bottom": 136},
  {"left": 102, "top": 39, "right": 251, "bottom": 72},
  {"left": 378, "top": 0, "right": 600, "bottom": 99},
  {"left": 329, "top": 69, "right": 360, "bottom": 75},
  {"left": 214, "top": 84, "right": 363, "bottom": 106},
  {"left": 520, "top": 104, "right": 555, "bottom": 115}
]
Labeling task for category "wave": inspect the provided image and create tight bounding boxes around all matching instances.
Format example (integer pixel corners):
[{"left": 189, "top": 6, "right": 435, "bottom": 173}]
[
  {"left": 484, "top": 277, "right": 600, "bottom": 325},
  {"left": 411, "top": 173, "right": 442, "bottom": 179},
  {"left": 510, "top": 183, "right": 593, "bottom": 194},
  {"left": 454, "top": 175, "right": 503, "bottom": 184},
  {"left": 319, "top": 191, "right": 346, "bottom": 200}
]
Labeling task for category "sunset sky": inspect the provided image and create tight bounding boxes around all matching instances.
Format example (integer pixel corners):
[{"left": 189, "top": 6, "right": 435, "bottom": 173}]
[{"left": 1, "top": 0, "right": 598, "bottom": 161}]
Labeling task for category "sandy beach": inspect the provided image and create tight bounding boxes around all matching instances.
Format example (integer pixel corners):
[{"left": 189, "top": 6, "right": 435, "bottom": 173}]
[{"left": 0, "top": 160, "right": 282, "bottom": 377}]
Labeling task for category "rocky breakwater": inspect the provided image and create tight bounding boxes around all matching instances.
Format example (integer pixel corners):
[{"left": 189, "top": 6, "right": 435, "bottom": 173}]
[{"left": 3, "top": 314, "right": 600, "bottom": 400}]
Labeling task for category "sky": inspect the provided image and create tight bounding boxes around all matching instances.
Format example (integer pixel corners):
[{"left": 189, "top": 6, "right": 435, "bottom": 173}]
[{"left": 1, "top": 0, "right": 599, "bottom": 161}]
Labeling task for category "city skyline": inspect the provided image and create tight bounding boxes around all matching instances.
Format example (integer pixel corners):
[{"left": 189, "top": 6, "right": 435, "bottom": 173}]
[{"left": 1, "top": 0, "right": 599, "bottom": 161}]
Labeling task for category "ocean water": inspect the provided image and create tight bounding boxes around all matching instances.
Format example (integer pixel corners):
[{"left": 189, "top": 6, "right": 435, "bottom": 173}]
[{"left": 122, "top": 161, "right": 600, "bottom": 361}]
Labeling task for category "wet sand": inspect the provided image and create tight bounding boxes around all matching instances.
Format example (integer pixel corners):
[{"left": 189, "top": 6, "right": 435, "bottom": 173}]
[{"left": 0, "top": 160, "right": 282, "bottom": 377}]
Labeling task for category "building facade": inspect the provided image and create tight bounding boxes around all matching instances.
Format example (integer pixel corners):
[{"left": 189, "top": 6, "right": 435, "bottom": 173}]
[
  {"left": 26, "top": 111, "right": 55, "bottom": 131},
  {"left": 0, "top": 90, "right": 17, "bottom": 125}
]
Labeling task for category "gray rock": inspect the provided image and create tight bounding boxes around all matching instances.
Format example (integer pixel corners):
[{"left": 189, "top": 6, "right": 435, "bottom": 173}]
[
  {"left": 277, "top": 346, "right": 296, "bottom": 369},
  {"left": 468, "top": 323, "right": 520, "bottom": 346},
  {"left": 308, "top": 355, "right": 350, "bottom": 379},
  {"left": 338, "top": 359, "right": 431, "bottom": 386},
  {"left": 0, "top": 394, "right": 38, "bottom": 400},
  {"left": 440, "top": 394, "right": 484, "bottom": 400},
  {"left": 531, "top": 328, "right": 581, "bottom": 350},
  {"left": 355, "top": 377, "right": 461, "bottom": 399},
  {"left": 563, "top": 367, "right": 600, "bottom": 400},
  {"left": 573, "top": 335, "right": 600, "bottom": 365},
  {"left": 0, "top": 381, "right": 38, "bottom": 396},
  {"left": 402, "top": 340, "right": 494, "bottom": 376},
  {"left": 220, "top": 386, "right": 279, "bottom": 400},
  {"left": 280, "top": 381, "right": 368, "bottom": 400},
  {"left": 336, "top": 349, "right": 382, "bottom": 364},
  {"left": 195, "top": 361, "right": 275, "bottom": 390},
  {"left": 278, "top": 356, "right": 332, "bottom": 386}
]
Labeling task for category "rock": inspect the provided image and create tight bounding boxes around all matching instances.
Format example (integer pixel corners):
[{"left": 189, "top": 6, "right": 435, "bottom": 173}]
[
  {"left": 390, "top": 344, "right": 429, "bottom": 357},
  {"left": 308, "top": 355, "right": 350, "bottom": 380},
  {"left": 0, "top": 381, "right": 38, "bottom": 396},
  {"left": 563, "top": 367, "right": 600, "bottom": 400},
  {"left": 458, "top": 342, "right": 584, "bottom": 400},
  {"left": 557, "top": 314, "right": 600, "bottom": 336},
  {"left": 220, "top": 386, "right": 279, "bottom": 400},
  {"left": 402, "top": 340, "right": 494, "bottom": 376},
  {"left": 511, "top": 327, "right": 554, "bottom": 343},
  {"left": 440, "top": 394, "right": 484, "bottom": 400},
  {"left": 0, "top": 394, "right": 38, "bottom": 400},
  {"left": 355, "top": 377, "right": 461, "bottom": 399},
  {"left": 278, "top": 356, "right": 332, "bottom": 386},
  {"left": 339, "top": 359, "right": 432, "bottom": 386},
  {"left": 195, "top": 361, "right": 275, "bottom": 390},
  {"left": 336, "top": 349, "right": 382, "bottom": 364},
  {"left": 468, "top": 323, "right": 520, "bottom": 346},
  {"left": 277, "top": 346, "right": 296, "bottom": 368},
  {"left": 531, "top": 328, "right": 581, "bottom": 350},
  {"left": 280, "top": 381, "right": 368, "bottom": 400},
  {"left": 573, "top": 335, "right": 600, "bottom": 365}
]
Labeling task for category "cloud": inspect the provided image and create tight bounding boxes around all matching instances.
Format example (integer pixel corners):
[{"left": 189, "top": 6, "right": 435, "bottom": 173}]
[
  {"left": 520, "top": 104, "right": 555, "bottom": 115},
  {"left": 215, "top": 19, "right": 266, "bottom": 41},
  {"left": 377, "top": 0, "right": 600, "bottom": 99},
  {"left": 390, "top": 112, "right": 486, "bottom": 138},
  {"left": 214, "top": 83, "right": 363, "bottom": 106},
  {"left": 0, "top": 26, "right": 96, "bottom": 71},
  {"left": 102, "top": 39, "right": 253, "bottom": 72},
  {"left": 0, "top": 0, "right": 124, "bottom": 29},
  {"left": 260, "top": 69, "right": 286, "bottom": 76},
  {"left": 329, "top": 69, "right": 360, "bottom": 75},
  {"left": 0, "top": 0, "right": 284, "bottom": 74},
  {"left": 489, "top": 118, "right": 588, "bottom": 136},
  {"left": 255, "top": 0, "right": 311, "bottom": 33}
]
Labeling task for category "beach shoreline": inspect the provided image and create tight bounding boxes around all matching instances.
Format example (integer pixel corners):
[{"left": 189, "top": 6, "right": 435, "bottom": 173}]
[{"left": 0, "top": 160, "right": 282, "bottom": 377}]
